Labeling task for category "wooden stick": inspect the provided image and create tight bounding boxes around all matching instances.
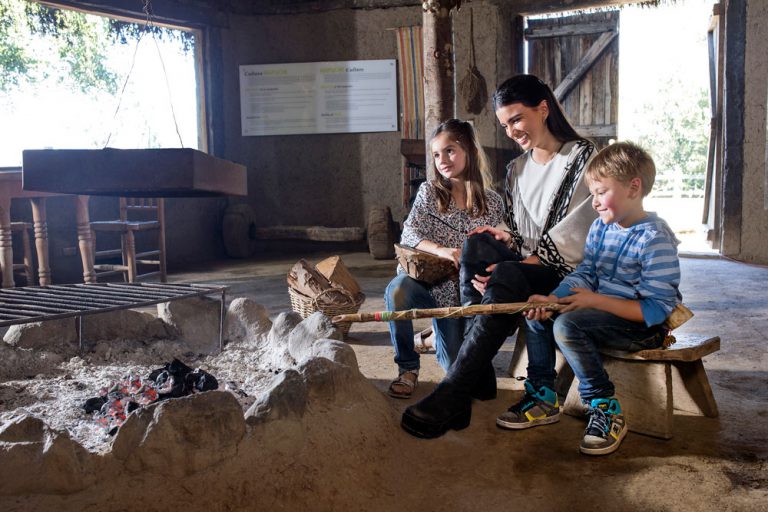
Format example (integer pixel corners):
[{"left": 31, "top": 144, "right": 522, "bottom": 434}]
[
  {"left": 332, "top": 302, "right": 694, "bottom": 331},
  {"left": 333, "top": 302, "right": 563, "bottom": 324}
]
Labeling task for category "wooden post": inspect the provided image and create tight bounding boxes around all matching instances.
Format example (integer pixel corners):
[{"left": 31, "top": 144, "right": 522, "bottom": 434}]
[
  {"left": 30, "top": 198, "right": 51, "bottom": 286},
  {"left": 75, "top": 195, "right": 97, "bottom": 284},
  {"left": 423, "top": 1, "right": 458, "bottom": 179},
  {"left": 0, "top": 195, "right": 14, "bottom": 287}
]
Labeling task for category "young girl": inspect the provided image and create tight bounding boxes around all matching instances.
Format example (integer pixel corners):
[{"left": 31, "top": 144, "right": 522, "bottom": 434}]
[
  {"left": 384, "top": 119, "right": 504, "bottom": 399},
  {"left": 401, "top": 75, "right": 597, "bottom": 437}
]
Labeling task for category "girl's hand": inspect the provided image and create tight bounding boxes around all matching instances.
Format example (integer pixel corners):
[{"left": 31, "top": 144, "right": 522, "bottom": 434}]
[
  {"left": 434, "top": 246, "right": 460, "bottom": 268},
  {"left": 471, "top": 263, "right": 497, "bottom": 295},
  {"left": 468, "top": 225, "right": 511, "bottom": 244},
  {"left": 524, "top": 294, "right": 558, "bottom": 321},
  {"left": 558, "top": 288, "right": 602, "bottom": 312}
]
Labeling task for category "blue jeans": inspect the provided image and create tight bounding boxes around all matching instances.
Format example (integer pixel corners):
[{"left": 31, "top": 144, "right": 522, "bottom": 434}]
[
  {"left": 384, "top": 273, "right": 464, "bottom": 372},
  {"left": 525, "top": 308, "right": 665, "bottom": 400}
]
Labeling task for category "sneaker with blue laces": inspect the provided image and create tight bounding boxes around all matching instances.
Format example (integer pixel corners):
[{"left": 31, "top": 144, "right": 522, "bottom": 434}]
[
  {"left": 580, "top": 397, "right": 627, "bottom": 456},
  {"left": 496, "top": 381, "right": 560, "bottom": 430}
]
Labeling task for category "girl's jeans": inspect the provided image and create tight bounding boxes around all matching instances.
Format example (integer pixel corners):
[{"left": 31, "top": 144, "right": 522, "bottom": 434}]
[
  {"left": 384, "top": 273, "right": 463, "bottom": 372},
  {"left": 525, "top": 308, "right": 665, "bottom": 400}
]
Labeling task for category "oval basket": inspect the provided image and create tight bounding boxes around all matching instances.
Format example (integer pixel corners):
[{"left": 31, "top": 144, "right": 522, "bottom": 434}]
[
  {"left": 394, "top": 244, "right": 458, "bottom": 285},
  {"left": 288, "top": 287, "right": 365, "bottom": 337}
]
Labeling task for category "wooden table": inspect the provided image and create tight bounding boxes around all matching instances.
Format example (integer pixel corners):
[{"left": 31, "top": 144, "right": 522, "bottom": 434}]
[
  {"left": 0, "top": 168, "right": 63, "bottom": 287},
  {"left": 21, "top": 148, "right": 248, "bottom": 284}
]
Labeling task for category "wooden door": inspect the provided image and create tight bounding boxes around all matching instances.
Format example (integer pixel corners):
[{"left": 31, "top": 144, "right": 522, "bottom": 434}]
[
  {"left": 526, "top": 11, "right": 619, "bottom": 149},
  {"left": 702, "top": 4, "right": 724, "bottom": 249}
]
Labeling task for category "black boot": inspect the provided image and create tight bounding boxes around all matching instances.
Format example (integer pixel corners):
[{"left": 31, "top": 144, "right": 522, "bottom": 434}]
[
  {"left": 458, "top": 233, "right": 520, "bottom": 388},
  {"left": 472, "top": 364, "right": 497, "bottom": 401},
  {"left": 401, "top": 382, "right": 472, "bottom": 438},
  {"left": 402, "top": 289, "right": 523, "bottom": 437}
]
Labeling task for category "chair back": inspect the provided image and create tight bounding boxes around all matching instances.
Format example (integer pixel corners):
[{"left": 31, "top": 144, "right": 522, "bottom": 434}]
[{"left": 120, "top": 197, "right": 164, "bottom": 224}]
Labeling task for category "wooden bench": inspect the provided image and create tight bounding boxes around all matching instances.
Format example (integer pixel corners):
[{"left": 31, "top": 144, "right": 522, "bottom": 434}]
[
  {"left": 562, "top": 334, "right": 720, "bottom": 439},
  {"left": 508, "top": 333, "right": 720, "bottom": 440}
]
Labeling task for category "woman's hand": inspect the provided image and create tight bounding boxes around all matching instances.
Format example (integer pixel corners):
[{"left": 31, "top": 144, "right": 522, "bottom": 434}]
[
  {"left": 524, "top": 294, "right": 558, "bottom": 321},
  {"left": 471, "top": 263, "right": 497, "bottom": 295},
  {"left": 434, "top": 246, "right": 461, "bottom": 269},
  {"left": 468, "top": 225, "right": 512, "bottom": 244}
]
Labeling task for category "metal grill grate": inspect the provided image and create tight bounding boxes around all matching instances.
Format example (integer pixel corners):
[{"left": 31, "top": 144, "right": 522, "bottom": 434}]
[{"left": 0, "top": 283, "right": 227, "bottom": 350}]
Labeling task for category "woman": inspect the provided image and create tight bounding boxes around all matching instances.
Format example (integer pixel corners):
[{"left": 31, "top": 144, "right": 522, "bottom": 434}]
[
  {"left": 384, "top": 119, "right": 504, "bottom": 399},
  {"left": 401, "top": 75, "right": 597, "bottom": 437}
]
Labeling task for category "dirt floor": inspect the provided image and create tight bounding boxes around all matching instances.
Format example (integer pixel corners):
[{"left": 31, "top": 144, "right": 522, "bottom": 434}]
[
  {"left": 158, "top": 250, "right": 768, "bottom": 511},
  {"left": 1, "top": 250, "right": 766, "bottom": 511}
]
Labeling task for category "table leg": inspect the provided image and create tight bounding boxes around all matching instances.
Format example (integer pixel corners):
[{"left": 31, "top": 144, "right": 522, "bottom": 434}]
[
  {"left": 0, "top": 195, "right": 15, "bottom": 287},
  {"left": 30, "top": 198, "right": 51, "bottom": 286},
  {"left": 75, "top": 195, "right": 96, "bottom": 284}
]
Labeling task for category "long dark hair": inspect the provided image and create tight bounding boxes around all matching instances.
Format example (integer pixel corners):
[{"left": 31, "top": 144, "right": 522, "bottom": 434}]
[
  {"left": 492, "top": 74, "right": 581, "bottom": 143},
  {"left": 429, "top": 119, "right": 492, "bottom": 218}
]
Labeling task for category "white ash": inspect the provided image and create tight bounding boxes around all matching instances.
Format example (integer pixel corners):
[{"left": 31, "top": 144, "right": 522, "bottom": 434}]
[{"left": 0, "top": 301, "right": 320, "bottom": 454}]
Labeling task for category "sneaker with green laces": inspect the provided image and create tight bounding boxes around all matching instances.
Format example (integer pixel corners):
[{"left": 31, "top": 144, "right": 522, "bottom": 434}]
[
  {"left": 496, "top": 381, "right": 561, "bottom": 430},
  {"left": 580, "top": 397, "right": 627, "bottom": 456}
]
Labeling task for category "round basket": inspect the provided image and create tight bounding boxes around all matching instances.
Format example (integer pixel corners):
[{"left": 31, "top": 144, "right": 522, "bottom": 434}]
[{"left": 288, "top": 287, "right": 365, "bottom": 337}]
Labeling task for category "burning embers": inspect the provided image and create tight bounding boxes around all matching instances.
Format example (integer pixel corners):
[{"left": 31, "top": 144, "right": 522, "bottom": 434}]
[{"left": 83, "top": 359, "right": 219, "bottom": 435}]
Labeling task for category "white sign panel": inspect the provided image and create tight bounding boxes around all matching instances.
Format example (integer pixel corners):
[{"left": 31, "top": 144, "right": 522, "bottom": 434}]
[{"left": 239, "top": 59, "right": 398, "bottom": 136}]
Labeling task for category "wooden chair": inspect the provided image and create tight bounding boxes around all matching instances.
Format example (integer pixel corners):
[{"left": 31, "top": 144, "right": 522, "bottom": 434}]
[
  {"left": 10, "top": 222, "right": 34, "bottom": 285},
  {"left": 90, "top": 198, "right": 166, "bottom": 282}
]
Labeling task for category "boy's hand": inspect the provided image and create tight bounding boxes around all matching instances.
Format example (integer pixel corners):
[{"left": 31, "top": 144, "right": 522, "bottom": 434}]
[
  {"left": 471, "top": 263, "right": 497, "bottom": 295},
  {"left": 558, "top": 288, "right": 602, "bottom": 312},
  {"left": 524, "top": 294, "right": 558, "bottom": 321},
  {"left": 468, "top": 225, "right": 511, "bottom": 244}
]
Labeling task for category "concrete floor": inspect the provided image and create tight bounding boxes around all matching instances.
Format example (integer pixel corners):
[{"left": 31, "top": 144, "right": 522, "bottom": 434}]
[{"left": 170, "top": 250, "right": 768, "bottom": 510}]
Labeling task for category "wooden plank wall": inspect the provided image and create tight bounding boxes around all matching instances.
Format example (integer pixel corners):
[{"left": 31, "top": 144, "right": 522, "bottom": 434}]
[{"left": 527, "top": 11, "right": 618, "bottom": 148}]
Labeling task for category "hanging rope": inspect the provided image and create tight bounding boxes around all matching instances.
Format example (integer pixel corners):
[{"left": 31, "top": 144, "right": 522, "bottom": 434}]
[
  {"left": 457, "top": 8, "right": 488, "bottom": 115},
  {"left": 104, "top": 0, "right": 184, "bottom": 148}
]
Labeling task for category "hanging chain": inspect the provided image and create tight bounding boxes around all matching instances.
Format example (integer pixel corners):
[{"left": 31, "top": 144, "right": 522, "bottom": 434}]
[{"left": 104, "top": 0, "right": 184, "bottom": 148}]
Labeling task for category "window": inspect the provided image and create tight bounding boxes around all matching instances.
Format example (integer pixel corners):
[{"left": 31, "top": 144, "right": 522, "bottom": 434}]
[{"left": 0, "top": 0, "right": 204, "bottom": 166}]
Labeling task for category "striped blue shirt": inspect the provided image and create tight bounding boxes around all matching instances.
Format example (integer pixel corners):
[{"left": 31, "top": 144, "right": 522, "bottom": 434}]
[{"left": 551, "top": 213, "right": 682, "bottom": 327}]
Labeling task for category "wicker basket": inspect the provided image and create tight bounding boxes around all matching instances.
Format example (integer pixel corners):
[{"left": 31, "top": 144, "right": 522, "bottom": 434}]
[{"left": 288, "top": 287, "right": 365, "bottom": 337}]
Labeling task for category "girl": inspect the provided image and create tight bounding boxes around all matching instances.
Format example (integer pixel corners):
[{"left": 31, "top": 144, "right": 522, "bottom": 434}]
[
  {"left": 401, "top": 75, "right": 597, "bottom": 437},
  {"left": 384, "top": 119, "right": 504, "bottom": 399}
]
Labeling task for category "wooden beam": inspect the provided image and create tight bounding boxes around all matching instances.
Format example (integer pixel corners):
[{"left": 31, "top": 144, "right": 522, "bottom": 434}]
[
  {"left": 39, "top": 0, "right": 228, "bottom": 28},
  {"left": 510, "top": 15, "right": 526, "bottom": 76},
  {"left": 423, "top": 4, "right": 456, "bottom": 179},
  {"left": 505, "top": 0, "right": 638, "bottom": 16},
  {"left": 721, "top": 0, "right": 746, "bottom": 256},
  {"left": 553, "top": 30, "right": 617, "bottom": 102},
  {"left": 524, "top": 21, "right": 615, "bottom": 39},
  {"left": 573, "top": 124, "right": 616, "bottom": 138}
]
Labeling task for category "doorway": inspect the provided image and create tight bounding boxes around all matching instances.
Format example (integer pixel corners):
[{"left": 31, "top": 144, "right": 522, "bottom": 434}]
[
  {"left": 522, "top": 0, "right": 717, "bottom": 254},
  {"left": 617, "top": 0, "right": 716, "bottom": 254}
]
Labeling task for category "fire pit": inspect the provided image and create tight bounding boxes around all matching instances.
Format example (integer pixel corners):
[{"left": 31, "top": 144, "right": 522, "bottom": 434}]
[{"left": 0, "top": 283, "right": 226, "bottom": 350}]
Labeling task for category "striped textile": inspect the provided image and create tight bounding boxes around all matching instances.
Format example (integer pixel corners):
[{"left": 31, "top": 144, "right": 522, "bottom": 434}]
[
  {"left": 395, "top": 26, "right": 424, "bottom": 140},
  {"left": 551, "top": 214, "right": 682, "bottom": 327}
]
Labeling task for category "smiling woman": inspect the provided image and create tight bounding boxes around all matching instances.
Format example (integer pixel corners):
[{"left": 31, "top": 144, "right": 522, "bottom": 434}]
[{"left": 0, "top": 0, "right": 203, "bottom": 166}]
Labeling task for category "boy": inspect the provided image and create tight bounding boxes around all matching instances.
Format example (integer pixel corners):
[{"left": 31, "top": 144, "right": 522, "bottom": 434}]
[{"left": 495, "top": 141, "right": 682, "bottom": 455}]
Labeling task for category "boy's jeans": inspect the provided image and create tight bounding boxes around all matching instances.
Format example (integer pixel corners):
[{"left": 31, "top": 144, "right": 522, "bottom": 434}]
[
  {"left": 525, "top": 308, "right": 665, "bottom": 400},
  {"left": 384, "top": 273, "right": 464, "bottom": 372}
]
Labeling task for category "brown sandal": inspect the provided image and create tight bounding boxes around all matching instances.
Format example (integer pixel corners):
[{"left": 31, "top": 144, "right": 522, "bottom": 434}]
[{"left": 388, "top": 371, "right": 418, "bottom": 399}]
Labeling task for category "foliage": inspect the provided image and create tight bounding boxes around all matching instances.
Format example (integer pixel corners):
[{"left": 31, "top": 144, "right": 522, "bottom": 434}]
[
  {"left": 636, "top": 78, "right": 710, "bottom": 198},
  {"left": 0, "top": 0, "right": 194, "bottom": 94}
]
